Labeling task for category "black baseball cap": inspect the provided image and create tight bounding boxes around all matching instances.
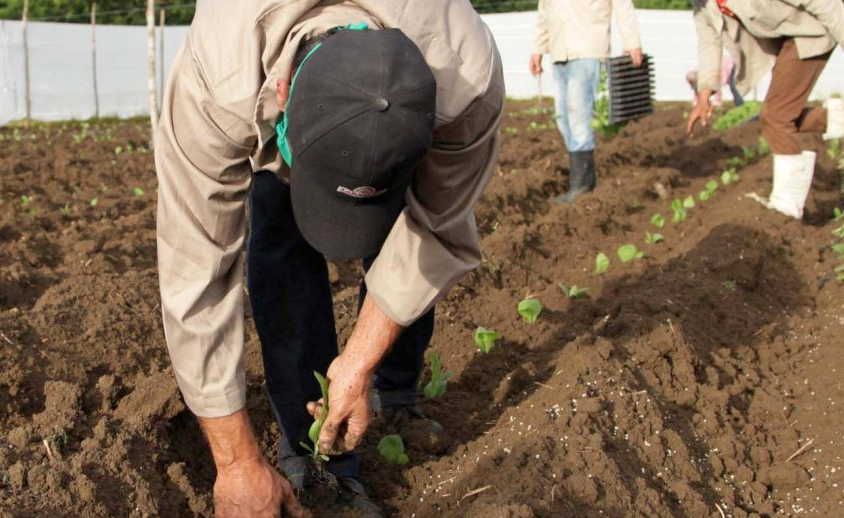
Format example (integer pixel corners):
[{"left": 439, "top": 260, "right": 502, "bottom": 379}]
[{"left": 285, "top": 27, "right": 437, "bottom": 260}]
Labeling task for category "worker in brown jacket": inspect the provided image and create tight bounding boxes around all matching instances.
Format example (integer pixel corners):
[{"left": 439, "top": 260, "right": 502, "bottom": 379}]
[
  {"left": 154, "top": 1, "right": 504, "bottom": 516},
  {"left": 687, "top": 0, "right": 844, "bottom": 219}
]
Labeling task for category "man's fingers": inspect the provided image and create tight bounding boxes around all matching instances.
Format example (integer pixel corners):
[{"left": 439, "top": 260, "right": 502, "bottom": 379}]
[
  {"left": 318, "top": 417, "right": 340, "bottom": 454},
  {"left": 306, "top": 400, "right": 323, "bottom": 418}
]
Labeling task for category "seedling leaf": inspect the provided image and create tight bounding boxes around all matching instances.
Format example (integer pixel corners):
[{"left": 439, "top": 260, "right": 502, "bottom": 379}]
[
  {"left": 645, "top": 232, "right": 664, "bottom": 244},
  {"left": 378, "top": 435, "right": 409, "bottom": 465},
  {"left": 559, "top": 283, "right": 589, "bottom": 299},
  {"left": 303, "top": 371, "right": 331, "bottom": 462},
  {"left": 618, "top": 244, "right": 644, "bottom": 263},
  {"left": 832, "top": 243, "right": 844, "bottom": 258},
  {"left": 517, "top": 298, "right": 543, "bottom": 324},
  {"left": 133, "top": 187, "right": 145, "bottom": 197},
  {"left": 423, "top": 352, "right": 452, "bottom": 399},
  {"left": 473, "top": 326, "right": 501, "bottom": 353},
  {"left": 650, "top": 213, "right": 665, "bottom": 229},
  {"left": 683, "top": 196, "right": 695, "bottom": 209},
  {"left": 594, "top": 252, "right": 610, "bottom": 275},
  {"left": 705, "top": 180, "right": 719, "bottom": 193}
]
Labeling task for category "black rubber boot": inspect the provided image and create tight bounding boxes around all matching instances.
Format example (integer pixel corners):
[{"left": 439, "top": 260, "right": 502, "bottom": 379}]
[{"left": 553, "top": 150, "right": 596, "bottom": 204}]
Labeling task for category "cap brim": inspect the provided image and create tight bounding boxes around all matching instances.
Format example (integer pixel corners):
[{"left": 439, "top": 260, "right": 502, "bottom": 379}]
[{"left": 290, "top": 166, "right": 407, "bottom": 260}]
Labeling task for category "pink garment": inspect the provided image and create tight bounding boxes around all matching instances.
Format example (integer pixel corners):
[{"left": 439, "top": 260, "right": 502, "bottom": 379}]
[{"left": 689, "top": 54, "right": 735, "bottom": 106}]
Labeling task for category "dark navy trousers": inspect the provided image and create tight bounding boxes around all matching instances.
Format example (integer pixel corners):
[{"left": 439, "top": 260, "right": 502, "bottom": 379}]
[{"left": 247, "top": 171, "right": 434, "bottom": 477}]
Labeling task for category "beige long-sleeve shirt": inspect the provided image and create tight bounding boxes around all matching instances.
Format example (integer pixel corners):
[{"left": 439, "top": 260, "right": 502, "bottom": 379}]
[
  {"left": 534, "top": 0, "right": 641, "bottom": 61},
  {"left": 694, "top": 0, "right": 844, "bottom": 94},
  {"left": 155, "top": 0, "right": 504, "bottom": 418}
]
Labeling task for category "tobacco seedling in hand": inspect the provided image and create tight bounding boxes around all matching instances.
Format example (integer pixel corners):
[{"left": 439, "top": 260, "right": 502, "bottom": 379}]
[
  {"left": 423, "top": 352, "right": 452, "bottom": 399},
  {"left": 559, "top": 283, "right": 589, "bottom": 299},
  {"left": 378, "top": 434, "right": 409, "bottom": 465},
  {"left": 594, "top": 252, "right": 610, "bottom": 275},
  {"left": 645, "top": 232, "right": 664, "bottom": 244},
  {"left": 473, "top": 326, "right": 501, "bottom": 354},
  {"left": 517, "top": 298, "right": 543, "bottom": 323},
  {"left": 651, "top": 213, "right": 665, "bottom": 229},
  {"left": 618, "top": 244, "right": 644, "bottom": 262},
  {"left": 300, "top": 371, "right": 330, "bottom": 462}
]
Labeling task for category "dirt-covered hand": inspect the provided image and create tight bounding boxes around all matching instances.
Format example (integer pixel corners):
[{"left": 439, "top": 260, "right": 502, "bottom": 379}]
[
  {"left": 529, "top": 53, "right": 543, "bottom": 77},
  {"left": 687, "top": 91, "right": 714, "bottom": 136},
  {"left": 625, "top": 47, "right": 644, "bottom": 68},
  {"left": 307, "top": 353, "right": 374, "bottom": 455},
  {"left": 214, "top": 458, "right": 307, "bottom": 518}
]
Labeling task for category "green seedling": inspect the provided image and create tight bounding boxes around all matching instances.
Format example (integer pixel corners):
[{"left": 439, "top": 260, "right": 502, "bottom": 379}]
[
  {"left": 712, "top": 101, "right": 761, "bottom": 131},
  {"left": 835, "top": 264, "right": 844, "bottom": 282},
  {"left": 645, "top": 232, "right": 664, "bottom": 244},
  {"left": 722, "top": 280, "right": 737, "bottom": 292},
  {"left": 721, "top": 169, "right": 740, "bottom": 185},
  {"left": 650, "top": 213, "right": 665, "bottom": 229},
  {"left": 517, "top": 298, "right": 543, "bottom": 324},
  {"left": 726, "top": 156, "right": 746, "bottom": 169},
  {"left": 699, "top": 180, "right": 719, "bottom": 201},
  {"left": 473, "top": 326, "right": 501, "bottom": 353},
  {"left": 20, "top": 195, "right": 33, "bottom": 208},
  {"left": 594, "top": 252, "right": 610, "bottom": 275},
  {"left": 59, "top": 204, "right": 72, "bottom": 216},
  {"left": 378, "top": 434, "right": 409, "bottom": 465},
  {"left": 423, "top": 351, "right": 452, "bottom": 399},
  {"left": 591, "top": 68, "right": 627, "bottom": 138},
  {"left": 834, "top": 208, "right": 844, "bottom": 220},
  {"left": 833, "top": 223, "right": 844, "bottom": 239},
  {"left": 300, "top": 371, "right": 330, "bottom": 462},
  {"left": 671, "top": 199, "right": 687, "bottom": 223},
  {"left": 503, "top": 127, "right": 519, "bottom": 135},
  {"left": 559, "top": 283, "right": 589, "bottom": 299},
  {"left": 741, "top": 145, "right": 757, "bottom": 161},
  {"left": 683, "top": 195, "right": 695, "bottom": 209},
  {"left": 832, "top": 243, "right": 844, "bottom": 259},
  {"left": 132, "top": 187, "right": 145, "bottom": 197},
  {"left": 757, "top": 136, "right": 770, "bottom": 155},
  {"left": 699, "top": 190, "right": 712, "bottom": 201},
  {"left": 617, "top": 244, "right": 644, "bottom": 262}
]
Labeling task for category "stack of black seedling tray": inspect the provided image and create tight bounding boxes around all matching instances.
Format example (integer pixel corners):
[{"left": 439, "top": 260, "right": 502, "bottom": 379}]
[{"left": 607, "top": 54, "right": 654, "bottom": 125}]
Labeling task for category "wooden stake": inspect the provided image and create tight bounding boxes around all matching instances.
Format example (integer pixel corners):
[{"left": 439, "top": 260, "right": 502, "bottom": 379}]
[
  {"left": 91, "top": 2, "right": 99, "bottom": 118},
  {"left": 146, "top": 0, "right": 158, "bottom": 137},
  {"left": 22, "top": 0, "right": 31, "bottom": 119}
]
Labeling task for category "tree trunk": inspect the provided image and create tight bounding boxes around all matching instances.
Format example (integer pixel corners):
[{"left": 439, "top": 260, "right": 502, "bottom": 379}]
[
  {"left": 91, "top": 2, "right": 100, "bottom": 118},
  {"left": 22, "top": 0, "right": 31, "bottom": 119},
  {"left": 146, "top": 0, "right": 158, "bottom": 138}
]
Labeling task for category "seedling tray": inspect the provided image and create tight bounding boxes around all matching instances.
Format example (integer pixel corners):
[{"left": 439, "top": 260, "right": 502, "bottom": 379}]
[{"left": 607, "top": 54, "right": 654, "bottom": 125}]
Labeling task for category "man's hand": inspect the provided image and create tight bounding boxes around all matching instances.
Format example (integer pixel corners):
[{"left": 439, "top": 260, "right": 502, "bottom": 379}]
[
  {"left": 529, "top": 53, "right": 544, "bottom": 77},
  {"left": 307, "top": 295, "right": 404, "bottom": 455},
  {"left": 276, "top": 78, "right": 291, "bottom": 111},
  {"left": 214, "top": 457, "right": 306, "bottom": 518},
  {"left": 307, "top": 353, "right": 375, "bottom": 454},
  {"left": 625, "top": 47, "right": 644, "bottom": 68},
  {"left": 200, "top": 410, "right": 307, "bottom": 518},
  {"left": 687, "top": 89, "right": 715, "bottom": 136}
]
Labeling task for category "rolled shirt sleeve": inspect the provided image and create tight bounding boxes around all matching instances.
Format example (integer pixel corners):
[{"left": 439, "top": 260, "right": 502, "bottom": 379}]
[
  {"left": 155, "top": 46, "right": 254, "bottom": 418},
  {"left": 364, "top": 57, "right": 505, "bottom": 327},
  {"left": 694, "top": 7, "right": 725, "bottom": 94},
  {"left": 612, "top": 0, "right": 642, "bottom": 52}
]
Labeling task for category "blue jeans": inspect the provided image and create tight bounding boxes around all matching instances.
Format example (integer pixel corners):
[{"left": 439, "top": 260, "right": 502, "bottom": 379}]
[
  {"left": 247, "top": 171, "right": 434, "bottom": 478},
  {"left": 552, "top": 59, "right": 601, "bottom": 152}
]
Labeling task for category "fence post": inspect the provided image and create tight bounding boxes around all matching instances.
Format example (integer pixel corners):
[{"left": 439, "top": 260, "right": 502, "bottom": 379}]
[
  {"left": 91, "top": 2, "right": 100, "bottom": 118},
  {"left": 159, "top": 7, "right": 165, "bottom": 107},
  {"left": 22, "top": 0, "right": 31, "bottom": 119},
  {"left": 146, "top": 0, "right": 158, "bottom": 140}
]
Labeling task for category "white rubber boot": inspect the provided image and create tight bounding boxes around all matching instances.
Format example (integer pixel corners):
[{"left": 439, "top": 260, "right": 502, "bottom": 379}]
[
  {"left": 824, "top": 97, "right": 844, "bottom": 140},
  {"left": 764, "top": 152, "right": 815, "bottom": 219}
]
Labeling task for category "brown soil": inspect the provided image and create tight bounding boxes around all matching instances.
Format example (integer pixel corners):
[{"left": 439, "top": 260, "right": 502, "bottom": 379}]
[{"left": 1, "top": 103, "right": 843, "bottom": 518}]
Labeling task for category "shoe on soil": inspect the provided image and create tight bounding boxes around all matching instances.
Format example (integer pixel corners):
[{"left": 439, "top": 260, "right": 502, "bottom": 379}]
[
  {"left": 747, "top": 152, "right": 815, "bottom": 219},
  {"left": 824, "top": 97, "right": 844, "bottom": 140},
  {"left": 552, "top": 150, "right": 596, "bottom": 204},
  {"left": 380, "top": 405, "right": 449, "bottom": 454},
  {"left": 279, "top": 455, "right": 385, "bottom": 517}
]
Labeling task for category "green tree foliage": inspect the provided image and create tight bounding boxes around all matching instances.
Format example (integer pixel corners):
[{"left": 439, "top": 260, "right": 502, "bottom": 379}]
[
  {"left": 0, "top": 0, "right": 691, "bottom": 25},
  {"left": 0, "top": 0, "right": 195, "bottom": 25}
]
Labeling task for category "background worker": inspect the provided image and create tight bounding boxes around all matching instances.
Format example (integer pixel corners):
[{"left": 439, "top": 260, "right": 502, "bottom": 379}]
[
  {"left": 528, "top": 0, "right": 643, "bottom": 203},
  {"left": 686, "top": 52, "right": 744, "bottom": 107},
  {"left": 154, "top": 1, "right": 504, "bottom": 516},
  {"left": 687, "top": 0, "right": 844, "bottom": 219}
]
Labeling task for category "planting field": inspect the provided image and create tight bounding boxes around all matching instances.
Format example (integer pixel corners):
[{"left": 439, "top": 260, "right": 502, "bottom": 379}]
[{"left": 2, "top": 102, "right": 844, "bottom": 518}]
